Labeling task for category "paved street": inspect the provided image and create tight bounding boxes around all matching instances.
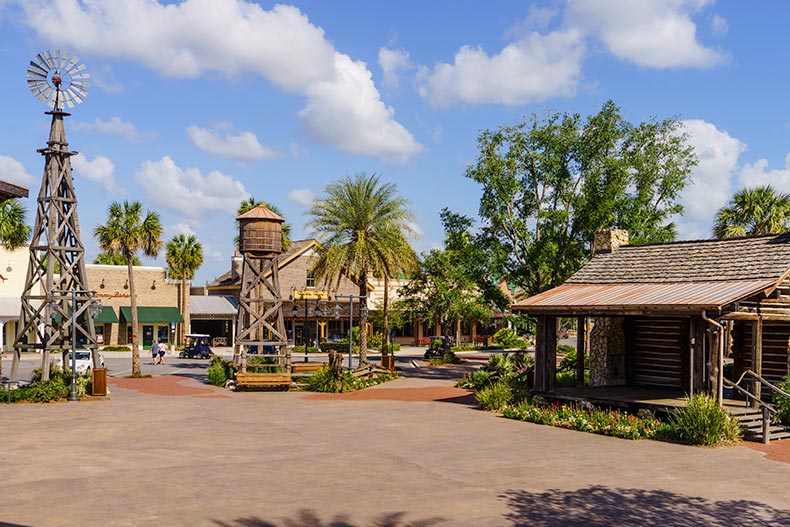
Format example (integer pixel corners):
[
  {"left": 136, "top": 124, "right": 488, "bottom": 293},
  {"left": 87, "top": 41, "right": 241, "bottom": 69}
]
[{"left": 2, "top": 353, "right": 790, "bottom": 526}]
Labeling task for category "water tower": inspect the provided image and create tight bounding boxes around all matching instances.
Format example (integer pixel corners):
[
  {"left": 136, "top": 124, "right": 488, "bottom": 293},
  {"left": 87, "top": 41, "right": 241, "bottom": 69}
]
[{"left": 234, "top": 205, "right": 289, "bottom": 373}]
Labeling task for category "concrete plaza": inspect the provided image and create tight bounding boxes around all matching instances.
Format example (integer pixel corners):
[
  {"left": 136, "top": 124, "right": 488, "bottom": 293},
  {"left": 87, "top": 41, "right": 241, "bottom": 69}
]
[{"left": 2, "top": 362, "right": 790, "bottom": 526}]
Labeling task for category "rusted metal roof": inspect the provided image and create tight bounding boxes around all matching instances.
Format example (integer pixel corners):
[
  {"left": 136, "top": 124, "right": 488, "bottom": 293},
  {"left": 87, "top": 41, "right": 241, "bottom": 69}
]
[
  {"left": 512, "top": 280, "right": 777, "bottom": 315},
  {"left": 236, "top": 205, "right": 285, "bottom": 222}
]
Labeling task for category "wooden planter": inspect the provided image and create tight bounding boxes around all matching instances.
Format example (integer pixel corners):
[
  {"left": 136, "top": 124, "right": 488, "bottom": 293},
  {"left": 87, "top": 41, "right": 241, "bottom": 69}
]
[{"left": 381, "top": 354, "right": 395, "bottom": 371}]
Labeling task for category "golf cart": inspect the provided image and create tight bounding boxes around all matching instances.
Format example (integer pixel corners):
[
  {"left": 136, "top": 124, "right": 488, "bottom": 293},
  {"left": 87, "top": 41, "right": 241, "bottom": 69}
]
[{"left": 179, "top": 334, "right": 213, "bottom": 359}]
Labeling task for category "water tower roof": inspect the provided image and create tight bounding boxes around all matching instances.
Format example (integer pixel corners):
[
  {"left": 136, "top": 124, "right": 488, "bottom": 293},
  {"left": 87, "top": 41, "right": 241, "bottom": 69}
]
[{"left": 236, "top": 205, "right": 285, "bottom": 222}]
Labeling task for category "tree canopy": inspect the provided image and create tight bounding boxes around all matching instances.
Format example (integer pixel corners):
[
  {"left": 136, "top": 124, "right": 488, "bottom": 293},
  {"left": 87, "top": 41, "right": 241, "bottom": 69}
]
[
  {"left": 307, "top": 172, "right": 416, "bottom": 363},
  {"left": 713, "top": 185, "right": 790, "bottom": 239},
  {"left": 464, "top": 100, "right": 697, "bottom": 295},
  {"left": 0, "top": 199, "right": 30, "bottom": 250}
]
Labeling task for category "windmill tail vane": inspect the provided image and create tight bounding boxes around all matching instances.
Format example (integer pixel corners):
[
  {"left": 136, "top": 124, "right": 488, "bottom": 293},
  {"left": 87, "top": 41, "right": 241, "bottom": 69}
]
[{"left": 26, "top": 49, "right": 90, "bottom": 111}]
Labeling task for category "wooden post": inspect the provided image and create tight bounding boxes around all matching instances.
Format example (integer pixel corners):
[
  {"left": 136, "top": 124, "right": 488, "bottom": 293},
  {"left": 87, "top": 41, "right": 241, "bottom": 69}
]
[
  {"left": 762, "top": 405, "right": 771, "bottom": 444},
  {"left": 752, "top": 318, "right": 763, "bottom": 406},
  {"left": 546, "top": 316, "right": 558, "bottom": 393},
  {"left": 576, "top": 316, "right": 586, "bottom": 388},
  {"left": 534, "top": 316, "right": 546, "bottom": 392}
]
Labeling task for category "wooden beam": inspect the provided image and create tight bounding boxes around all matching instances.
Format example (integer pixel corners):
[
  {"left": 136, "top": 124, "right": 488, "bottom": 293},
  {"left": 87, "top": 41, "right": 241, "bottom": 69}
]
[
  {"left": 753, "top": 318, "right": 763, "bottom": 405},
  {"left": 534, "top": 316, "right": 546, "bottom": 392},
  {"left": 546, "top": 316, "right": 557, "bottom": 393}
]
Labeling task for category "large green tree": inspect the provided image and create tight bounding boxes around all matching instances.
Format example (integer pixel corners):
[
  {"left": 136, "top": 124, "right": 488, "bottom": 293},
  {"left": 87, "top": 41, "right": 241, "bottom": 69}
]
[
  {"left": 236, "top": 197, "right": 292, "bottom": 252},
  {"left": 94, "top": 201, "right": 163, "bottom": 377},
  {"left": 465, "top": 100, "right": 697, "bottom": 295},
  {"left": 94, "top": 252, "right": 141, "bottom": 266},
  {"left": 713, "top": 185, "right": 790, "bottom": 239},
  {"left": 0, "top": 199, "right": 30, "bottom": 249},
  {"left": 166, "top": 234, "right": 203, "bottom": 346},
  {"left": 307, "top": 173, "right": 416, "bottom": 364}
]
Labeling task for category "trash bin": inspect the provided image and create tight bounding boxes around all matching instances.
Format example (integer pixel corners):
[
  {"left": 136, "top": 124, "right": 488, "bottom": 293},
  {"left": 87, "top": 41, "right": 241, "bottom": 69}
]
[{"left": 92, "top": 368, "right": 107, "bottom": 396}]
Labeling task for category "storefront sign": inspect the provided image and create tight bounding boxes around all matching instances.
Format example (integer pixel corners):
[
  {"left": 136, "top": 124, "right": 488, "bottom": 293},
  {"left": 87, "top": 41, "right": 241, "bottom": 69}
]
[
  {"left": 293, "top": 289, "right": 328, "bottom": 300},
  {"left": 96, "top": 291, "right": 132, "bottom": 298}
]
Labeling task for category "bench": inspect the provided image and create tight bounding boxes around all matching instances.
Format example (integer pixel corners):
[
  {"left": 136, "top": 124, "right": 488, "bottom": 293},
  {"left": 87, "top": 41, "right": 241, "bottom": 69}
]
[
  {"left": 412, "top": 337, "right": 430, "bottom": 347},
  {"left": 234, "top": 372, "right": 292, "bottom": 390},
  {"left": 292, "top": 362, "right": 328, "bottom": 374}
]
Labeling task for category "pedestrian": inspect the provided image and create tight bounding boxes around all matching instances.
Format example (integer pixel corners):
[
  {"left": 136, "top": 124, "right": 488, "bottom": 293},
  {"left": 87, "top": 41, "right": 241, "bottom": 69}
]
[
  {"left": 151, "top": 339, "right": 159, "bottom": 365},
  {"left": 158, "top": 341, "right": 166, "bottom": 365}
]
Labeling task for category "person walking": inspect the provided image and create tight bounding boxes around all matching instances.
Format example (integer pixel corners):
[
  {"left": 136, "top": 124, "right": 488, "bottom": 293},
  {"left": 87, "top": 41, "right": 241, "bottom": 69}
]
[
  {"left": 158, "top": 340, "right": 166, "bottom": 365},
  {"left": 151, "top": 339, "right": 159, "bottom": 365}
]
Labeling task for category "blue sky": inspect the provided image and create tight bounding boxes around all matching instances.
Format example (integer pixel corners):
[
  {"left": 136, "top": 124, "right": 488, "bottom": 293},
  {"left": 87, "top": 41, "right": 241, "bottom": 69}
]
[{"left": 0, "top": 1, "right": 788, "bottom": 284}]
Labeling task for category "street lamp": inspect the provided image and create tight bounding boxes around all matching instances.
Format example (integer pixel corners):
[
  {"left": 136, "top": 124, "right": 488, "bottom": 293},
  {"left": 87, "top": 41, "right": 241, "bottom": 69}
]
[
  {"left": 49, "top": 289, "right": 101, "bottom": 402},
  {"left": 335, "top": 294, "right": 367, "bottom": 369}
]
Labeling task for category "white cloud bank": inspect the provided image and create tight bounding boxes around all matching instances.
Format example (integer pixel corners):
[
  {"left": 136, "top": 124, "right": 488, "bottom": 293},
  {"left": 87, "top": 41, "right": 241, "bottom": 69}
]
[
  {"left": 565, "top": 0, "right": 725, "bottom": 69},
  {"left": 19, "top": 0, "right": 422, "bottom": 163},
  {"left": 73, "top": 117, "right": 155, "bottom": 142},
  {"left": 134, "top": 156, "right": 249, "bottom": 219},
  {"left": 71, "top": 154, "right": 121, "bottom": 193},
  {"left": 379, "top": 47, "right": 411, "bottom": 89},
  {"left": 0, "top": 155, "right": 36, "bottom": 186},
  {"left": 187, "top": 125, "right": 281, "bottom": 162},
  {"left": 419, "top": 0, "right": 725, "bottom": 107},
  {"left": 675, "top": 119, "right": 746, "bottom": 239},
  {"left": 288, "top": 188, "right": 316, "bottom": 207}
]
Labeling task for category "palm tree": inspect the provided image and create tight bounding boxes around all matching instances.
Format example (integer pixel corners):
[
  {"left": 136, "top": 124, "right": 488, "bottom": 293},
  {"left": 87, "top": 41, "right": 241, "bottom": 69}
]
[
  {"left": 94, "top": 201, "right": 163, "bottom": 377},
  {"left": 0, "top": 199, "right": 30, "bottom": 249},
  {"left": 166, "top": 234, "right": 203, "bottom": 346},
  {"left": 94, "top": 252, "right": 141, "bottom": 266},
  {"left": 714, "top": 185, "right": 790, "bottom": 239},
  {"left": 308, "top": 173, "right": 417, "bottom": 364},
  {"left": 236, "top": 197, "right": 292, "bottom": 252}
]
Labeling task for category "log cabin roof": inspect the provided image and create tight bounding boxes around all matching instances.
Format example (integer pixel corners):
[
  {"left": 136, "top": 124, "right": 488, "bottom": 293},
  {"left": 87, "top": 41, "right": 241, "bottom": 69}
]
[{"left": 513, "top": 233, "right": 790, "bottom": 315}]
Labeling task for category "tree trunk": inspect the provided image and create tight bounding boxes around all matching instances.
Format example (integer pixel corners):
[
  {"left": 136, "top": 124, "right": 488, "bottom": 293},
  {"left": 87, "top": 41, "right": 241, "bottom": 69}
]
[
  {"left": 382, "top": 274, "right": 390, "bottom": 357},
  {"left": 359, "top": 272, "right": 368, "bottom": 365},
  {"left": 128, "top": 259, "right": 141, "bottom": 377},
  {"left": 181, "top": 275, "right": 188, "bottom": 346}
]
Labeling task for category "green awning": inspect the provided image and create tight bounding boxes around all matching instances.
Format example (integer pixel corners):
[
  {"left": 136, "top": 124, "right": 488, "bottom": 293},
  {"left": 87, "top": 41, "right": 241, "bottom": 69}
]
[
  {"left": 119, "top": 306, "right": 184, "bottom": 324},
  {"left": 94, "top": 306, "right": 119, "bottom": 324}
]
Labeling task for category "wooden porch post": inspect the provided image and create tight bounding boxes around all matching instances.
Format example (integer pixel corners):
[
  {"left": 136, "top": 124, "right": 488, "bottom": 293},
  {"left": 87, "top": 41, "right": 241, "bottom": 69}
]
[
  {"left": 576, "top": 316, "right": 586, "bottom": 388},
  {"left": 535, "top": 316, "right": 546, "bottom": 392},
  {"left": 545, "top": 316, "right": 557, "bottom": 392},
  {"left": 752, "top": 318, "right": 763, "bottom": 405}
]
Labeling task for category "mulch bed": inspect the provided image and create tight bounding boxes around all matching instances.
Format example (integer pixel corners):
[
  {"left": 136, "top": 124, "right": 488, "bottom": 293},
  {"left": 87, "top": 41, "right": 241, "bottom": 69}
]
[{"left": 746, "top": 439, "right": 790, "bottom": 464}]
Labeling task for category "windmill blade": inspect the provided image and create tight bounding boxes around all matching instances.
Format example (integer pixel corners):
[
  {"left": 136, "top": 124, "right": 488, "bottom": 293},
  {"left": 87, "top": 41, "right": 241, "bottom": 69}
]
[
  {"left": 61, "top": 90, "right": 74, "bottom": 108},
  {"left": 42, "top": 50, "right": 56, "bottom": 70},
  {"left": 28, "top": 59, "right": 49, "bottom": 77},
  {"left": 52, "top": 49, "right": 62, "bottom": 69}
]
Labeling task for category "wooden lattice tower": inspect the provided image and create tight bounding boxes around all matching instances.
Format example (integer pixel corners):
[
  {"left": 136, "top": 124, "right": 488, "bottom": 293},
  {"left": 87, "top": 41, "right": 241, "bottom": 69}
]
[
  {"left": 10, "top": 51, "right": 96, "bottom": 382},
  {"left": 234, "top": 206, "right": 289, "bottom": 373}
]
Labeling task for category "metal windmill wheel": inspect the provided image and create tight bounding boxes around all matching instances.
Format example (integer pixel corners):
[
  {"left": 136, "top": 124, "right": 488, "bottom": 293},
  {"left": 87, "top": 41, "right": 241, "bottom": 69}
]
[{"left": 26, "top": 49, "right": 90, "bottom": 110}]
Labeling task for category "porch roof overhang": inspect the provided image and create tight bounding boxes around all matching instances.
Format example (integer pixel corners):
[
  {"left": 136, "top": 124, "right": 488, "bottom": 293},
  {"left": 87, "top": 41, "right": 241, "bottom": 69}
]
[
  {"left": 119, "top": 306, "right": 184, "bottom": 323},
  {"left": 511, "top": 279, "right": 777, "bottom": 316}
]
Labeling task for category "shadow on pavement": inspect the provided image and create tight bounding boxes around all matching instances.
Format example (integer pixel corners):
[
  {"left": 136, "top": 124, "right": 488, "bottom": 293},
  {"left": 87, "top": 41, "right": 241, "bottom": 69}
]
[
  {"left": 211, "top": 509, "right": 444, "bottom": 527},
  {"left": 501, "top": 485, "right": 790, "bottom": 526},
  {"left": 397, "top": 363, "right": 476, "bottom": 382}
]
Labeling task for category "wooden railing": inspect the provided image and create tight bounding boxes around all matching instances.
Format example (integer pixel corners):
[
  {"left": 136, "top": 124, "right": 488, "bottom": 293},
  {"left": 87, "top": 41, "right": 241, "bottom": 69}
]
[{"left": 723, "top": 369, "right": 790, "bottom": 443}]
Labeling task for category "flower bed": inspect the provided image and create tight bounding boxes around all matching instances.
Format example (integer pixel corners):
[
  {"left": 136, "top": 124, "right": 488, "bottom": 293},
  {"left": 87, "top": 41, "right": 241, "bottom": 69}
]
[{"left": 503, "top": 402, "right": 671, "bottom": 440}]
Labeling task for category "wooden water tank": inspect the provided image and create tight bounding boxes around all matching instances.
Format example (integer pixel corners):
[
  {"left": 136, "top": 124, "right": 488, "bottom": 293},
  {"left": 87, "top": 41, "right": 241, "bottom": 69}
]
[{"left": 237, "top": 206, "right": 285, "bottom": 255}]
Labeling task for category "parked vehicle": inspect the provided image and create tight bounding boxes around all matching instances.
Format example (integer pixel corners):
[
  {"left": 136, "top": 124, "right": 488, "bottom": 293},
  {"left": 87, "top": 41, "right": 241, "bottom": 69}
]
[
  {"left": 179, "top": 334, "right": 213, "bottom": 359},
  {"left": 55, "top": 349, "right": 105, "bottom": 373}
]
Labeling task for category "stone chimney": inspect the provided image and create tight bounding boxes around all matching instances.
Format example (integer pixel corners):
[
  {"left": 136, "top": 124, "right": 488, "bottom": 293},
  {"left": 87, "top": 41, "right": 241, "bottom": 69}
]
[
  {"left": 593, "top": 229, "right": 629, "bottom": 254},
  {"left": 230, "top": 251, "right": 243, "bottom": 281}
]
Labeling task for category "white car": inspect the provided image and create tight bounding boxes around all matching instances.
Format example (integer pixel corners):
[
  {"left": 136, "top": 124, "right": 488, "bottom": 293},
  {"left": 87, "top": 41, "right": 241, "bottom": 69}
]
[{"left": 55, "top": 350, "right": 105, "bottom": 373}]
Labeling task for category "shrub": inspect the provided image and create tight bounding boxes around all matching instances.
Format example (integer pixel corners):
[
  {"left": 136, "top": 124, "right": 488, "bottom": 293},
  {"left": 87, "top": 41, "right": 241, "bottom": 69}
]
[
  {"left": 428, "top": 353, "right": 461, "bottom": 366},
  {"left": 504, "top": 402, "right": 670, "bottom": 440},
  {"left": 456, "top": 369, "right": 492, "bottom": 391},
  {"left": 306, "top": 366, "right": 343, "bottom": 393},
  {"left": 101, "top": 345, "right": 131, "bottom": 352},
  {"left": 668, "top": 393, "right": 741, "bottom": 446},
  {"left": 776, "top": 375, "right": 790, "bottom": 425},
  {"left": 475, "top": 380, "right": 512, "bottom": 411},
  {"left": 292, "top": 345, "right": 320, "bottom": 354},
  {"left": 493, "top": 328, "right": 520, "bottom": 347},
  {"left": 486, "top": 353, "right": 514, "bottom": 377},
  {"left": 207, "top": 355, "right": 234, "bottom": 386}
]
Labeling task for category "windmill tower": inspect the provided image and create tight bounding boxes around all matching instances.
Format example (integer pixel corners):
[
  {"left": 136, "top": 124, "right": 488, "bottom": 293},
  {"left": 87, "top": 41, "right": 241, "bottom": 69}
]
[
  {"left": 10, "top": 50, "right": 97, "bottom": 382},
  {"left": 233, "top": 206, "right": 290, "bottom": 373}
]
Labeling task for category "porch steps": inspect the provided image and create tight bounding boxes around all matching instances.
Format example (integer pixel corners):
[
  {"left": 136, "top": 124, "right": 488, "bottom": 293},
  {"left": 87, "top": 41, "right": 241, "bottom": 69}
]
[{"left": 727, "top": 406, "right": 790, "bottom": 442}]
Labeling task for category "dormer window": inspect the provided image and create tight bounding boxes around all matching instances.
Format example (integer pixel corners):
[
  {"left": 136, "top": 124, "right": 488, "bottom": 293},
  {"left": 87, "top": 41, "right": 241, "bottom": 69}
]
[{"left": 306, "top": 275, "right": 316, "bottom": 288}]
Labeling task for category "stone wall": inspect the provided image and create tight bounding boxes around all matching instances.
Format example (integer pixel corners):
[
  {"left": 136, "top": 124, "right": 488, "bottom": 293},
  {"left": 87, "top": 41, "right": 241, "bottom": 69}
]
[{"left": 589, "top": 317, "right": 627, "bottom": 386}]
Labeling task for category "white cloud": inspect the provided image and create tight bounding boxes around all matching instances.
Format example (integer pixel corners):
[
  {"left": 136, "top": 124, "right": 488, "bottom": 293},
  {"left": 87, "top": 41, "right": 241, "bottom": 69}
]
[
  {"left": 301, "top": 53, "right": 424, "bottom": 163},
  {"left": 187, "top": 125, "right": 281, "bottom": 162},
  {"left": 711, "top": 14, "right": 729, "bottom": 36},
  {"left": 288, "top": 188, "right": 316, "bottom": 207},
  {"left": 0, "top": 155, "right": 36, "bottom": 186},
  {"left": 418, "top": 29, "right": 585, "bottom": 107},
  {"left": 565, "top": 0, "right": 725, "bottom": 68},
  {"left": 73, "top": 116, "right": 155, "bottom": 142},
  {"left": 19, "top": 0, "right": 422, "bottom": 162},
  {"left": 71, "top": 154, "right": 120, "bottom": 193},
  {"left": 379, "top": 47, "right": 411, "bottom": 89},
  {"left": 738, "top": 155, "right": 790, "bottom": 190},
  {"left": 134, "top": 156, "right": 249, "bottom": 218},
  {"left": 169, "top": 223, "right": 197, "bottom": 237},
  {"left": 676, "top": 119, "right": 746, "bottom": 239}
]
